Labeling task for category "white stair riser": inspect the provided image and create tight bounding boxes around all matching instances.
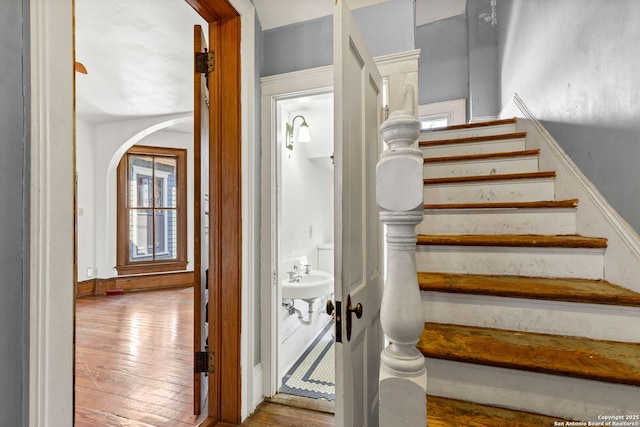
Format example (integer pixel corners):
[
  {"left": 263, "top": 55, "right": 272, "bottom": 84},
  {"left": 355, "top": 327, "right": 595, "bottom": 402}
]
[
  {"left": 424, "top": 156, "right": 539, "bottom": 178},
  {"left": 418, "top": 208, "right": 576, "bottom": 235},
  {"left": 424, "top": 179, "right": 555, "bottom": 204},
  {"left": 426, "top": 358, "right": 640, "bottom": 419},
  {"left": 422, "top": 138, "right": 525, "bottom": 158},
  {"left": 421, "top": 292, "right": 640, "bottom": 342},
  {"left": 416, "top": 246, "right": 605, "bottom": 280},
  {"left": 419, "top": 124, "right": 518, "bottom": 142}
]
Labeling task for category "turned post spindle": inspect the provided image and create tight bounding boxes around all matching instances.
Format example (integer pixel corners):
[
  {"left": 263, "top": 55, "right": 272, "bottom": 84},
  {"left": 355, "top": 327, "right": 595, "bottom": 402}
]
[{"left": 377, "top": 85, "right": 427, "bottom": 426}]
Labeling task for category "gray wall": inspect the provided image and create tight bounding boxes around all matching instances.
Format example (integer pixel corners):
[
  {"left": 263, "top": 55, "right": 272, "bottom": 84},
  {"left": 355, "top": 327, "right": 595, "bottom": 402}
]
[
  {"left": 467, "top": 0, "right": 499, "bottom": 118},
  {"left": 415, "top": 14, "right": 469, "bottom": 108},
  {"left": 262, "top": 0, "right": 415, "bottom": 76},
  {"left": 0, "top": 0, "right": 30, "bottom": 425},
  {"left": 415, "top": 3, "right": 500, "bottom": 120},
  {"left": 498, "top": 0, "right": 640, "bottom": 233}
]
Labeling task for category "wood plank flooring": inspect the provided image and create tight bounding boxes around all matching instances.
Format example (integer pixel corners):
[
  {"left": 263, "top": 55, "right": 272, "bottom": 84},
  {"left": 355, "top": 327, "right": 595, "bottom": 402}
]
[{"left": 75, "top": 287, "right": 203, "bottom": 426}]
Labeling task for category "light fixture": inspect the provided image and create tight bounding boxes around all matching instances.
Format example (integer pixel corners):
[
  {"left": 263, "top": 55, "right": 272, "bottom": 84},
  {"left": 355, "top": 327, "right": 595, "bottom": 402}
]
[{"left": 285, "top": 115, "right": 311, "bottom": 151}]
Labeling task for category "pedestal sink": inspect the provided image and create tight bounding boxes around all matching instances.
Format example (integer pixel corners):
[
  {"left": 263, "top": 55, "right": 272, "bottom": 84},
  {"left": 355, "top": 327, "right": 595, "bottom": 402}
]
[{"left": 282, "top": 270, "right": 333, "bottom": 300}]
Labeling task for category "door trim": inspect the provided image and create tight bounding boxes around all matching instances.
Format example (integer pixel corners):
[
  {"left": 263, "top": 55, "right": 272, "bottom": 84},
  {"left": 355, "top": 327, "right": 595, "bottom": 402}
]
[
  {"left": 260, "top": 67, "right": 333, "bottom": 397},
  {"left": 29, "top": 0, "right": 256, "bottom": 424},
  {"left": 259, "top": 50, "right": 420, "bottom": 399}
]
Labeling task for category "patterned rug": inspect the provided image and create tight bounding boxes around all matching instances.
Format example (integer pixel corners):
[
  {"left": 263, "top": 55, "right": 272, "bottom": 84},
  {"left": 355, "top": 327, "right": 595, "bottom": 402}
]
[{"left": 280, "top": 321, "right": 335, "bottom": 401}]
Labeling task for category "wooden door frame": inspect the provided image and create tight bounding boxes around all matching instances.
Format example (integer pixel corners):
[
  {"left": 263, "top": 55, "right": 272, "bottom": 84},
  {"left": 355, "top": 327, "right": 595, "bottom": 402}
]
[
  {"left": 30, "top": 0, "right": 256, "bottom": 425},
  {"left": 191, "top": 1, "right": 243, "bottom": 423}
]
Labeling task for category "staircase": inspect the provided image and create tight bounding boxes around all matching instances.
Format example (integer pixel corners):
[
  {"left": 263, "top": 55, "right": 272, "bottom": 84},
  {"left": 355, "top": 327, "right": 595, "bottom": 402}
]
[{"left": 416, "top": 118, "right": 640, "bottom": 423}]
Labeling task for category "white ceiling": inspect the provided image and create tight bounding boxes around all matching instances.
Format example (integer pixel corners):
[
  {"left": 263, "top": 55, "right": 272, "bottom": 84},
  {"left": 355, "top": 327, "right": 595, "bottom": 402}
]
[
  {"left": 75, "top": 0, "right": 466, "bottom": 129},
  {"left": 75, "top": 0, "right": 206, "bottom": 125}
]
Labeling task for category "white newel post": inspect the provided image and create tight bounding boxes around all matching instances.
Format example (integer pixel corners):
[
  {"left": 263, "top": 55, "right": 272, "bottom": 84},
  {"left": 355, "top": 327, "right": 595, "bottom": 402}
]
[{"left": 377, "top": 86, "right": 427, "bottom": 426}]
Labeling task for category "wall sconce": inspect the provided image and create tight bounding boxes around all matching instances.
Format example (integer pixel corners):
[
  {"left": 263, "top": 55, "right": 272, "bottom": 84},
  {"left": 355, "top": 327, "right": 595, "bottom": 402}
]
[{"left": 285, "top": 115, "right": 311, "bottom": 151}]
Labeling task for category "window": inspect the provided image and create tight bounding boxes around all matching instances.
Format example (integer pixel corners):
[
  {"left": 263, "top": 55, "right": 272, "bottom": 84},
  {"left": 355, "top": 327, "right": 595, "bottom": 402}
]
[
  {"left": 418, "top": 98, "right": 467, "bottom": 130},
  {"left": 117, "top": 145, "right": 187, "bottom": 275}
]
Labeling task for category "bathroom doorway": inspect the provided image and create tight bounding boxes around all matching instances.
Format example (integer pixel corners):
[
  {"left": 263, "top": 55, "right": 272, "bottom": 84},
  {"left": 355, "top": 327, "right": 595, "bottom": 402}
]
[{"left": 265, "top": 89, "right": 337, "bottom": 406}]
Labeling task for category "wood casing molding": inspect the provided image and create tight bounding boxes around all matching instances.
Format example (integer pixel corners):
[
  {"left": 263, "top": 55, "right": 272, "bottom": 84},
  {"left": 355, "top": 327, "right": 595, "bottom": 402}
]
[
  {"left": 75, "top": 271, "right": 195, "bottom": 297},
  {"left": 116, "top": 145, "right": 188, "bottom": 275},
  {"left": 207, "top": 13, "right": 242, "bottom": 423}
]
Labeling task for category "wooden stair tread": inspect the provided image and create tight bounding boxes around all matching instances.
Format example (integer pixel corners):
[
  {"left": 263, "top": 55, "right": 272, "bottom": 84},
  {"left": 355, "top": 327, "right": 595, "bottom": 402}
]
[
  {"left": 424, "top": 149, "right": 540, "bottom": 164},
  {"left": 418, "top": 272, "right": 640, "bottom": 307},
  {"left": 424, "top": 199, "right": 578, "bottom": 210},
  {"left": 422, "top": 117, "right": 517, "bottom": 133},
  {"left": 417, "top": 234, "right": 608, "bottom": 248},
  {"left": 427, "top": 395, "right": 562, "bottom": 427},
  {"left": 420, "top": 132, "right": 526, "bottom": 147},
  {"left": 424, "top": 171, "right": 556, "bottom": 185},
  {"left": 418, "top": 322, "right": 640, "bottom": 386}
]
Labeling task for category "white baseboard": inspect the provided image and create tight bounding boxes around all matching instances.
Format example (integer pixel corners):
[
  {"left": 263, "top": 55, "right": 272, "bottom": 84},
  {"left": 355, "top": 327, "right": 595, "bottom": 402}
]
[
  {"left": 501, "top": 93, "right": 640, "bottom": 291},
  {"left": 252, "top": 363, "right": 264, "bottom": 411}
]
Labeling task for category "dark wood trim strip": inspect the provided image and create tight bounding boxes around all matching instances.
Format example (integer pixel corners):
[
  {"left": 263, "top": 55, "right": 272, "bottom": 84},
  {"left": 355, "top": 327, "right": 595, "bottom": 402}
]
[
  {"left": 95, "top": 278, "right": 116, "bottom": 295},
  {"left": 76, "top": 279, "right": 96, "bottom": 298},
  {"left": 114, "top": 271, "right": 194, "bottom": 292},
  {"left": 422, "top": 117, "right": 517, "bottom": 133},
  {"left": 184, "top": 0, "right": 237, "bottom": 22},
  {"left": 417, "top": 234, "right": 608, "bottom": 248},
  {"left": 418, "top": 272, "right": 640, "bottom": 307},
  {"left": 424, "top": 171, "right": 555, "bottom": 185},
  {"left": 420, "top": 132, "right": 527, "bottom": 147},
  {"left": 419, "top": 322, "right": 640, "bottom": 386},
  {"left": 424, "top": 149, "right": 540, "bottom": 164},
  {"left": 424, "top": 199, "right": 579, "bottom": 210},
  {"left": 208, "top": 14, "right": 242, "bottom": 424},
  {"left": 87, "top": 272, "right": 194, "bottom": 295}
]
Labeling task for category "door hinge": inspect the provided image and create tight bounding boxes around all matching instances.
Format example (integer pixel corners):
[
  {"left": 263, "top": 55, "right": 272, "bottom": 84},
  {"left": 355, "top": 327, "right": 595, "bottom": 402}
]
[
  {"left": 195, "top": 51, "right": 215, "bottom": 74},
  {"left": 194, "top": 350, "right": 214, "bottom": 375}
]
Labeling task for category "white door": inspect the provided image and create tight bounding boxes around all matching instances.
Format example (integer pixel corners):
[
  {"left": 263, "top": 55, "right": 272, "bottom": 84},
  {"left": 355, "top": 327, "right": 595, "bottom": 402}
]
[{"left": 334, "top": 1, "right": 384, "bottom": 425}]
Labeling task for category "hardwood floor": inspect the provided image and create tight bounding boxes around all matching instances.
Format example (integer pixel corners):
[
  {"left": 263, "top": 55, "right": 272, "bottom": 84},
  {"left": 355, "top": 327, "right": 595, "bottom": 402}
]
[
  {"left": 74, "top": 287, "right": 203, "bottom": 426},
  {"left": 75, "top": 287, "right": 336, "bottom": 427}
]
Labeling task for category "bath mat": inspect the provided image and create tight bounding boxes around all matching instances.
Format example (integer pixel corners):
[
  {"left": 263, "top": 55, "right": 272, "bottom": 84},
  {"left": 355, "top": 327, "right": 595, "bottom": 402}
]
[{"left": 280, "top": 320, "right": 335, "bottom": 401}]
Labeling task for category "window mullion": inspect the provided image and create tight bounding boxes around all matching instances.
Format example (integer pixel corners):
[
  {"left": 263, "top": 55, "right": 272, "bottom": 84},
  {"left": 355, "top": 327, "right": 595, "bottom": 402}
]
[{"left": 152, "top": 156, "right": 156, "bottom": 262}]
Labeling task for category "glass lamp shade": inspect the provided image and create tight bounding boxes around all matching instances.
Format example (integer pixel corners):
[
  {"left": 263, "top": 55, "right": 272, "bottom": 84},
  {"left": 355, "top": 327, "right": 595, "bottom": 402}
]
[{"left": 297, "top": 124, "right": 311, "bottom": 143}]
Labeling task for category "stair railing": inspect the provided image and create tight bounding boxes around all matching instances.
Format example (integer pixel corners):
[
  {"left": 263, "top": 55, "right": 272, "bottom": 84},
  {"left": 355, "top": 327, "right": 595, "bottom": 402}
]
[{"left": 377, "top": 85, "right": 427, "bottom": 425}]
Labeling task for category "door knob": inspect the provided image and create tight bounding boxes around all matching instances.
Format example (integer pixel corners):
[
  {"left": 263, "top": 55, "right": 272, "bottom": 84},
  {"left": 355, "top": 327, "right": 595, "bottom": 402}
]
[
  {"left": 326, "top": 299, "right": 335, "bottom": 316},
  {"left": 346, "top": 294, "right": 363, "bottom": 341},
  {"left": 347, "top": 300, "right": 363, "bottom": 319}
]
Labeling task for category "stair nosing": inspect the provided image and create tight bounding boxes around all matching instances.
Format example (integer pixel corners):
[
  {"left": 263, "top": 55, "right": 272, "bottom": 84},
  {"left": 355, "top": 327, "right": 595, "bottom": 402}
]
[
  {"left": 424, "top": 149, "right": 540, "bottom": 164},
  {"left": 424, "top": 171, "right": 556, "bottom": 185},
  {"left": 423, "top": 200, "right": 579, "bottom": 210},
  {"left": 418, "top": 272, "right": 640, "bottom": 307},
  {"left": 420, "top": 132, "right": 526, "bottom": 148},
  {"left": 421, "top": 117, "right": 517, "bottom": 133},
  {"left": 416, "top": 234, "right": 608, "bottom": 248},
  {"left": 419, "top": 322, "right": 640, "bottom": 386}
]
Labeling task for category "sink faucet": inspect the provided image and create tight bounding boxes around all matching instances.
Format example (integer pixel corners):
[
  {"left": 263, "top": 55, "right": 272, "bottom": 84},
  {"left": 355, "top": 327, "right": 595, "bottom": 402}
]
[
  {"left": 301, "top": 264, "right": 311, "bottom": 274},
  {"left": 287, "top": 265, "right": 301, "bottom": 282}
]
